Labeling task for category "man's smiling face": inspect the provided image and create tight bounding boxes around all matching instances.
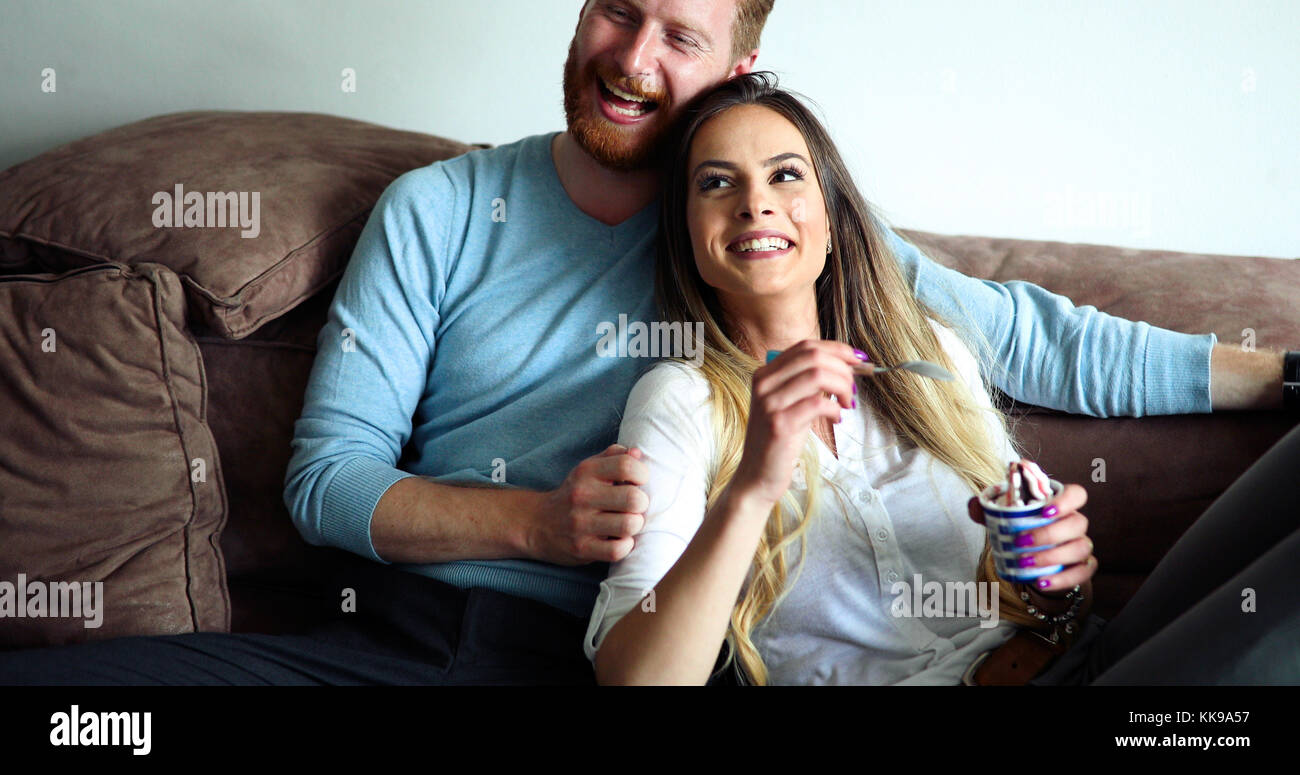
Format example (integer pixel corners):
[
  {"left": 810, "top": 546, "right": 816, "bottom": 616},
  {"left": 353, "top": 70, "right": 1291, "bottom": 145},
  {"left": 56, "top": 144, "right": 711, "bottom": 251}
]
[{"left": 563, "top": 0, "right": 750, "bottom": 172}]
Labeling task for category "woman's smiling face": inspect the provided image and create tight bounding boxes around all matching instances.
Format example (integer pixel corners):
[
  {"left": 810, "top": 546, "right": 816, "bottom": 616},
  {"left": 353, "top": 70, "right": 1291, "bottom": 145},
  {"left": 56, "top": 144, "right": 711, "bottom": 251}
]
[{"left": 686, "top": 103, "right": 831, "bottom": 303}]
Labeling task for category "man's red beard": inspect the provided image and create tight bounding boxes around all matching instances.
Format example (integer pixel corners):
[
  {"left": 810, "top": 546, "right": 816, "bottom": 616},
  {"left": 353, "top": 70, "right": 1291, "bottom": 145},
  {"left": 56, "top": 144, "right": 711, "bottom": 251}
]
[{"left": 561, "top": 38, "right": 673, "bottom": 173}]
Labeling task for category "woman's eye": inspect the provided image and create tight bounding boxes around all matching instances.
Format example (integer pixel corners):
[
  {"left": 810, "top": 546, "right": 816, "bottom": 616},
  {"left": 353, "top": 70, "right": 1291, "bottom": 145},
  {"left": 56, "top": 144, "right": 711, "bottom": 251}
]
[
  {"left": 696, "top": 168, "right": 803, "bottom": 192},
  {"left": 772, "top": 167, "right": 805, "bottom": 183}
]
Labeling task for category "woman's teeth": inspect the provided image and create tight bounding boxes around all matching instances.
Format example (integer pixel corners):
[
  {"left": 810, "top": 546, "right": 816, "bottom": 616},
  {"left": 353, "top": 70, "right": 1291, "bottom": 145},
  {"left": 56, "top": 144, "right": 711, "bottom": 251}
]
[{"left": 732, "top": 237, "right": 791, "bottom": 252}]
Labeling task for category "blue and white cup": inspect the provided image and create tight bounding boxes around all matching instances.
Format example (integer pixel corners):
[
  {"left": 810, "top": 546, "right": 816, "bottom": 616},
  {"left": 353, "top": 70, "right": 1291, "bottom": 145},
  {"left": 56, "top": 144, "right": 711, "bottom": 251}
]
[{"left": 979, "top": 479, "right": 1065, "bottom": 581}]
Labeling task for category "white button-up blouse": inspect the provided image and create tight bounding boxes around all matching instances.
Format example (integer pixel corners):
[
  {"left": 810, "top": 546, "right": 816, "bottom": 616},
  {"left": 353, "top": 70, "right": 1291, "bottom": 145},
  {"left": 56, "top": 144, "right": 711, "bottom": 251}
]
[{"left": 584, "top": 320, "right": 1024, "bottom": 684}]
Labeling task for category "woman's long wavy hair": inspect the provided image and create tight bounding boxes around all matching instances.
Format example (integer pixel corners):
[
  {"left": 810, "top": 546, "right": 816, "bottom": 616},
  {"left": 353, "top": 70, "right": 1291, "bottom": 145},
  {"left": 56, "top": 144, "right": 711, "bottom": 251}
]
[{"left": 655, "top": 71, "right": 1046, "bottom": 685}]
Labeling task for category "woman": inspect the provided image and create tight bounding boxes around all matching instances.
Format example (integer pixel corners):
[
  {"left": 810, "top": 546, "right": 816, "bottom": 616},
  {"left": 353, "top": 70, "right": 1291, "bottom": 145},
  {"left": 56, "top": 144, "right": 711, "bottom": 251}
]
[{"left": 584, "top": 71, "right": 1299, "bottom": 685}]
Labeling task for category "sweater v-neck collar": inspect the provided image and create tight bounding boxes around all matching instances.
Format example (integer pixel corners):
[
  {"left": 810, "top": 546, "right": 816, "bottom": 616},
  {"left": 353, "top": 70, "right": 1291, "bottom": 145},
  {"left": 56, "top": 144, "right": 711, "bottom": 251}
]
[{"left": 540, "top": 131, "right": 660, "bottom": 238}]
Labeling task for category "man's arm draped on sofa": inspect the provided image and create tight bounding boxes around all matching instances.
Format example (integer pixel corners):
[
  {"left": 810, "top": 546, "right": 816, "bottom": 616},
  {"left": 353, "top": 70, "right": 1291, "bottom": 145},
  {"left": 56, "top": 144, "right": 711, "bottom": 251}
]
[
  {"left": 882, "top": 229, "right": 1284, "bottom": 414},
  {"left": 283, "top": 173, "right": 1282, "bottom": 573}
]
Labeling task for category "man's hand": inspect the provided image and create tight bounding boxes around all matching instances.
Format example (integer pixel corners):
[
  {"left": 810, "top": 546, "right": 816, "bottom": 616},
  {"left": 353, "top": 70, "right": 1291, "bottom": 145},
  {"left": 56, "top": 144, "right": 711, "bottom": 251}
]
[{"left": 528, "top": 444, "right": 650, "bottom": 566}]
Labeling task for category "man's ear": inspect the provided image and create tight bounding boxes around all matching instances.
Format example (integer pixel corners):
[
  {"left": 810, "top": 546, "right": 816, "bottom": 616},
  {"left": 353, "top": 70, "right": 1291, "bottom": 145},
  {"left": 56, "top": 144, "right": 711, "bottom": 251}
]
[{"left": 729, "top": 48, "right": 760, "bottom": 78}]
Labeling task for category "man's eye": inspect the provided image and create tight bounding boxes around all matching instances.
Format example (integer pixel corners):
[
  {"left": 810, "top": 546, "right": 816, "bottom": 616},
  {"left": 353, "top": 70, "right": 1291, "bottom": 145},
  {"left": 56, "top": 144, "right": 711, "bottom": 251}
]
[{"left": 671, "top": 34, "right": 694, "bottom": 46}]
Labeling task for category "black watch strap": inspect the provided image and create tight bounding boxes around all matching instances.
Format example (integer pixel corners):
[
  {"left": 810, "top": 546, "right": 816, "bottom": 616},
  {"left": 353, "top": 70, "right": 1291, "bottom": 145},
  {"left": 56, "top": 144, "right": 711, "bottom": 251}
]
[{"left": 1284, "top": 351, "right": 1300, "bottom": 410}]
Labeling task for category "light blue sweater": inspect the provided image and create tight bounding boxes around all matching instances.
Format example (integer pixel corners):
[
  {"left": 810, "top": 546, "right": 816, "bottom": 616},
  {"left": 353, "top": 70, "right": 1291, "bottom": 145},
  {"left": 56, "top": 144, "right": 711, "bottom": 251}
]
[{"left": 283, "top": 131, "right": 1217, "bottom": 618}]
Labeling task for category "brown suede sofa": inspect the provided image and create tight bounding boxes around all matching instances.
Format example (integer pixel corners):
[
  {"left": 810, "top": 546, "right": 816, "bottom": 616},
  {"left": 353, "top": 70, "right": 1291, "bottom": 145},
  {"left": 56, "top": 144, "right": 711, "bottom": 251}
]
[{"left": 0, "top": 111, "right": 1296, "bottom": 654}]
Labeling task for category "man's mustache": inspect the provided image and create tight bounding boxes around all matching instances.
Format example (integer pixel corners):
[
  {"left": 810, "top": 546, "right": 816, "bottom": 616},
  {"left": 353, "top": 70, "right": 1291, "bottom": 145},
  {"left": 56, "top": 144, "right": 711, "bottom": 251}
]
[{"left": 592, "top": 66, "right": 668, "bottom": 106}]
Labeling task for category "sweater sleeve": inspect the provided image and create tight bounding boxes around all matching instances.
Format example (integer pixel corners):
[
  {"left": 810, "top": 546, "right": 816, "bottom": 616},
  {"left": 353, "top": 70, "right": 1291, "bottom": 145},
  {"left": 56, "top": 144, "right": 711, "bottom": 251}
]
[
  {"left": 884, "top": 227, "right": 1217, "bottom": 418},
  {"left": 282, "top": 166, "right": 456, "bottom": 562}
]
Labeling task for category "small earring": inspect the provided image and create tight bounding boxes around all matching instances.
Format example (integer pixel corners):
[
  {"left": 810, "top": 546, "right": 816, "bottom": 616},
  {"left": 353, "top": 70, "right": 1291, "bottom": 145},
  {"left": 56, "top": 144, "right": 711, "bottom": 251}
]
[{"left": 826, "top": 239, "right": 833, "bottom": 254}]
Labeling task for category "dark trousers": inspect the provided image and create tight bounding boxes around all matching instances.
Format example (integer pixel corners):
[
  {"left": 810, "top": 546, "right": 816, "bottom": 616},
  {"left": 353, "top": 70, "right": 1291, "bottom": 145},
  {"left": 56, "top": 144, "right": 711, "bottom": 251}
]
[
  {"left": 1031, "top": 419, "right": 1300, "bottom": 685},
  {"left": 0, "top": 561, "right": 596, "bottom": 685}
]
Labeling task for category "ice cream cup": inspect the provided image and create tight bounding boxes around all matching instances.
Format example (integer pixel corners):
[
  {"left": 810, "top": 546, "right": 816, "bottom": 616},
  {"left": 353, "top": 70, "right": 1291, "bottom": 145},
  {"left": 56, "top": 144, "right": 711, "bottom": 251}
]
[{"left": 979, "top": 479, "right": 1065, "bottom": 582}]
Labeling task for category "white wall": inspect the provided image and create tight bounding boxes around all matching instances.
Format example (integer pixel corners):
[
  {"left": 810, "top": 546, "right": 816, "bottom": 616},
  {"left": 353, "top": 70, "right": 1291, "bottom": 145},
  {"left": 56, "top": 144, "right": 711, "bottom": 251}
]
[{"left": 1, "top": 0, "right": 1295, "bottom": 257}]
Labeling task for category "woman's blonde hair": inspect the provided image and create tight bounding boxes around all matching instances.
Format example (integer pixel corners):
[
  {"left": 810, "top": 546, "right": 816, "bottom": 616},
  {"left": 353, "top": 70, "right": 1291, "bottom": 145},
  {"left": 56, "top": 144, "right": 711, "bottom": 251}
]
[{"left": 654, "top": 72, "right": 1048, "bottom": 685}]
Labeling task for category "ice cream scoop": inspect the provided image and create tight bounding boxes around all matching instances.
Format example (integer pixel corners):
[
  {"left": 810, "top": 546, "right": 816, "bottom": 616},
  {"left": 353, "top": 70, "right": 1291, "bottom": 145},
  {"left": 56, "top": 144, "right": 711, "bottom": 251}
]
[
  {"left": 979, "top": 461, "right": 1064, "bottom": 582},
  {"left": 1001, "top": 459, "right": 1053, "bottom": 507}
]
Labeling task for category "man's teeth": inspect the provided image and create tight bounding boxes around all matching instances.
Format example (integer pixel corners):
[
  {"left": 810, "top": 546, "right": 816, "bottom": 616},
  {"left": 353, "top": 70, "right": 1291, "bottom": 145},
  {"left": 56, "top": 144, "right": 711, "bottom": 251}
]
[
  {"left": 733, "top": 237, "right": 791, "bottom": 252},
  {"left": 602, "top": 79, "right": 654, "bottom": 116},
  {"left": 604, "top": 79, "right": 649, "bottom": 103}
]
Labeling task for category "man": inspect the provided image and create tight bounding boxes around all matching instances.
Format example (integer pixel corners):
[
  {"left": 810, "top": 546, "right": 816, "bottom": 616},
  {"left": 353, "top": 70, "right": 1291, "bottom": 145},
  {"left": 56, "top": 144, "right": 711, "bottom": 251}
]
[{"left": 1, "top": 0, "right": 1286, "bottom": 685}]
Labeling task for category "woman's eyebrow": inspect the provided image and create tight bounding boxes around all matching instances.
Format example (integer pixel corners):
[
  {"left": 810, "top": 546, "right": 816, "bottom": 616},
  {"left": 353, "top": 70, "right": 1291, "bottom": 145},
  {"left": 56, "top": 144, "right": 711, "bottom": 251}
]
[{"left": 692, "top": 152, "right": 809, "bottom": 176}]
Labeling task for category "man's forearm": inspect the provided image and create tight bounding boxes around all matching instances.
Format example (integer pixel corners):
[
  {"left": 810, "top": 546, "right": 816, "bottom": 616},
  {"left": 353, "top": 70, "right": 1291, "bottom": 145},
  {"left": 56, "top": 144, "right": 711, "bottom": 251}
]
[
  {"left": 370, "top": 477, "right": 541, "bottom": 564},
  {"left": 1210, "top": 344, "right": 1285, "bottom": 410}
]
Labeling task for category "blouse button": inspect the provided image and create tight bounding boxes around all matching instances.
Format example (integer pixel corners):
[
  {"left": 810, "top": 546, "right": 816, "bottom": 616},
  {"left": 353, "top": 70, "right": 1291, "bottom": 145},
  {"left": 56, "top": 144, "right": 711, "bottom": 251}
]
[
  {"left": 876, "top": 528, "right": 889, "bottom": 541},
  {"left": 886, "top": 570, "right": 900, "bottom": 583}
]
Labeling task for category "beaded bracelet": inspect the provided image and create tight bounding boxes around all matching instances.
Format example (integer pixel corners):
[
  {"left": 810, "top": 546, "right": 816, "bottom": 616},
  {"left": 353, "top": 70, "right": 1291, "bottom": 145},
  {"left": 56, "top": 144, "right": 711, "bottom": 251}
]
[{"left": 1018, "top": 584, "right": 1084, "bottom": 641}]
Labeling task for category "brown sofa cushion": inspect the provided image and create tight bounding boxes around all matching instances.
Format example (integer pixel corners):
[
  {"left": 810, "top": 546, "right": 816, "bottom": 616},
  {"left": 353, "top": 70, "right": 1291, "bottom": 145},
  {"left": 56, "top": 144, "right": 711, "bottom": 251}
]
[
  {"left": 186, "top": 276, "right": 404, "bottom": 634},
  {"left": 0, "top": 262, "right": 229, "bottom": 647},
  {"left": 198, "top": 284, "right": 335, "bottom": 574},
  {"left": 0, "top": 111, "right": 479, "bottom": 339},
  {"left": 897, "top": 230, "right": 1299, "bottom": 347}
]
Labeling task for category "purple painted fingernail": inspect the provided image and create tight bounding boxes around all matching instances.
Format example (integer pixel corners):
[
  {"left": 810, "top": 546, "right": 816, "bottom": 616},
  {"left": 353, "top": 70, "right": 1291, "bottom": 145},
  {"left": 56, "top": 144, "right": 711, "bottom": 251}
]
[
  {"left": 852, "top": 382, "right": 857, "bottom": 394},
  {"left": 851, "top": 399, "right": 857, "bottom": 409},
  {"left": 854, "top": 349, "right": 871, "bottom": 362},
  {"left": 1014, "top": 533, "right": 1035, "bottom": 547},
  {"left": 1017, "top": 555, "right": 1036, "bottom": 567},
  {"left": 1037, "top": 578, "right": 1051, "bottom": 589},
  {"left": 1043, "top": 505, "right": 1059, "bottom": 518}
]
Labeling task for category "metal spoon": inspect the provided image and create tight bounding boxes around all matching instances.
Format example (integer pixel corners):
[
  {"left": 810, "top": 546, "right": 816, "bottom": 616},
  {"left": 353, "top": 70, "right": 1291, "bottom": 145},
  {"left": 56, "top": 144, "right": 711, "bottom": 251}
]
[
  {"left": 765, "top": 350, "right": 955, "bottom": 382},
  {"left": 855, "top": 360, "right": 955, "bottom": 381}
]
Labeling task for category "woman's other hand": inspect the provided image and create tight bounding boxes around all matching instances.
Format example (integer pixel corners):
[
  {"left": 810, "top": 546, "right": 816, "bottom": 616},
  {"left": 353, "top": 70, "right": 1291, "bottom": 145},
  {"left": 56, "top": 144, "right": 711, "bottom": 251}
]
[
  {"left": 966, "top": 482, "right": 1099, "bottom": 594},
  {"left": 731, "top": 340, "right": 864, "bottom": 508}
]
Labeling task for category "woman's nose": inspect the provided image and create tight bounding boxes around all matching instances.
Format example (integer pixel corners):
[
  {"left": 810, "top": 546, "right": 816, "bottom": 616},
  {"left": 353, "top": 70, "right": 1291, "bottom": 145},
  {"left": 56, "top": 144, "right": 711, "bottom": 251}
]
[{"left": 737, "top": 191, "right": 776, "bottom": 219}]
